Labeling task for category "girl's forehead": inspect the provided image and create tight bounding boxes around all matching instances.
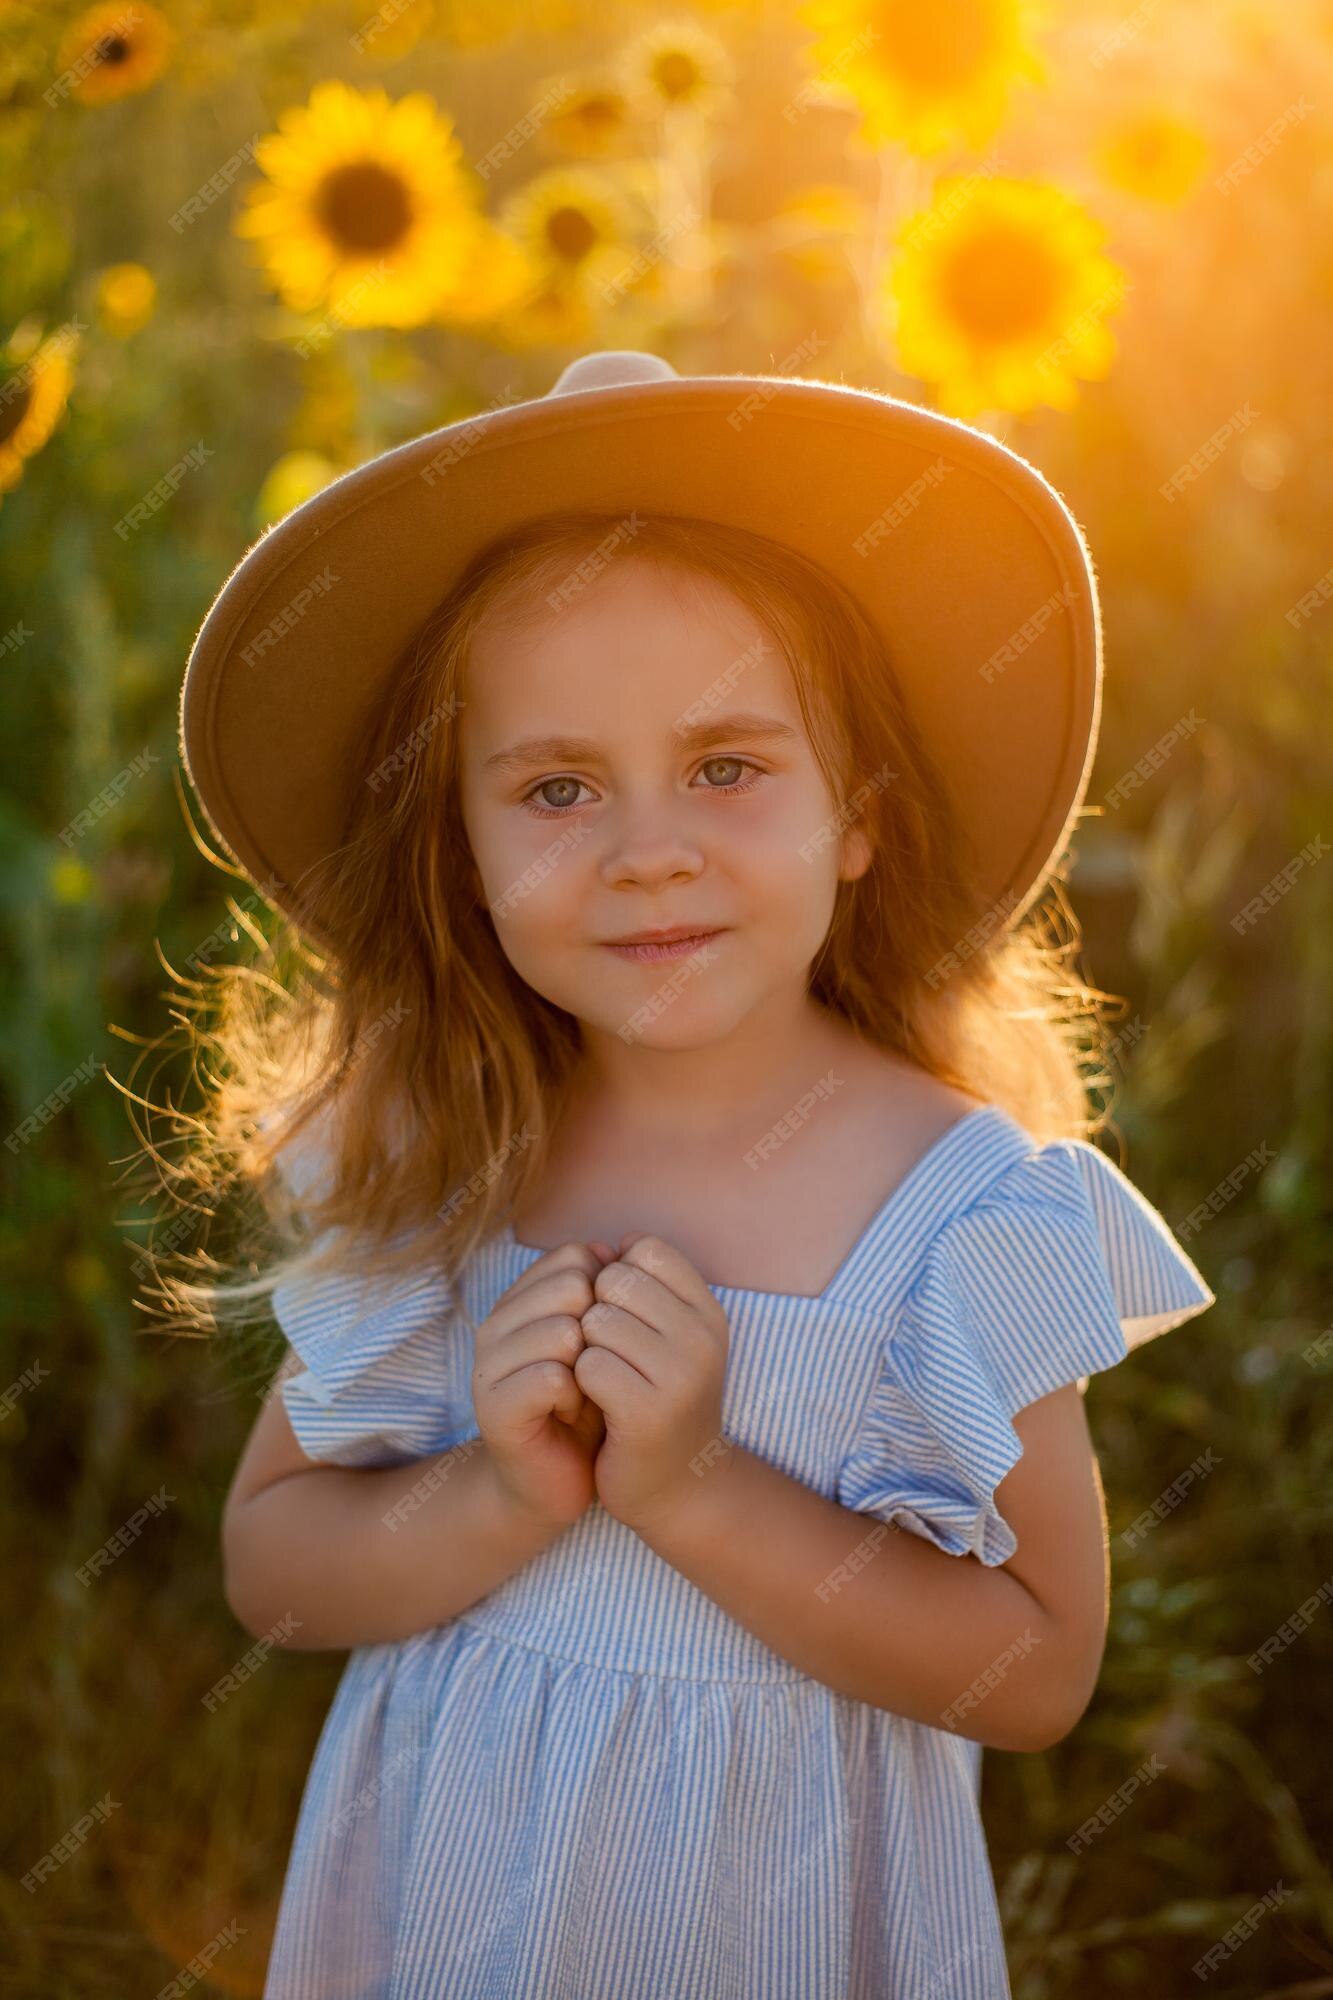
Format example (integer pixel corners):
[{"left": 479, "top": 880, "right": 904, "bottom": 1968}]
[{"left": 464, "top": 563, "right": 797, "bottom": 725}]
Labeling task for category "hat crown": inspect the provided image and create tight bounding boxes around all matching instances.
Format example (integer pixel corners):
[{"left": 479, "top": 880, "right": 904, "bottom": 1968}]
[{"left": 547, "top": 350, "right": 680, "bottom": 398}]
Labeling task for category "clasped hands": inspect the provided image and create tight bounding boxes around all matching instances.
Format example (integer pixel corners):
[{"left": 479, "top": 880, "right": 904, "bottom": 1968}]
[{"left": 562, "top": 1232, "right": 732, "bottom": 1535}]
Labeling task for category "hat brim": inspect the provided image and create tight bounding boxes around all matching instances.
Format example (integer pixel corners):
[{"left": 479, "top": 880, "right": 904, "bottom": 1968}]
[{"left": 179, "top": 374, "right": 1101, "bottom": 955}]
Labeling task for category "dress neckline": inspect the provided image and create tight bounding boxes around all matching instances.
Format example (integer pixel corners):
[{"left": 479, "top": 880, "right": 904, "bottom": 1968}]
[{"left": 498, "top": 1100, "right": 1033, "bottom": 1311}]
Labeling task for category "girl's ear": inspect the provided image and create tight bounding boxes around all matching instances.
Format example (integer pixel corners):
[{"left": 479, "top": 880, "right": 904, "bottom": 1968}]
[{"left": 839, "top": 825, "right": 874, "bottom": 884}]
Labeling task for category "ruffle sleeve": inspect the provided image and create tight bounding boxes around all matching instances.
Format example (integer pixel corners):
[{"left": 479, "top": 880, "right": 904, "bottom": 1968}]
[
  {"left": 264, "top": 1111, "right": 473, "bottom": 1469},
  {"left": 272, "top": 1248, "right": 468, "bottom": 1468},
  {"left": 834, "top": 1137, "right": 1216, "bottom": 1567}
]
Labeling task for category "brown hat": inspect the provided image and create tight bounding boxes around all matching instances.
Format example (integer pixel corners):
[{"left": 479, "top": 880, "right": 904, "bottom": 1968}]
[{"left": 179, "top": 348, "right": 1102, "bottom": 955}]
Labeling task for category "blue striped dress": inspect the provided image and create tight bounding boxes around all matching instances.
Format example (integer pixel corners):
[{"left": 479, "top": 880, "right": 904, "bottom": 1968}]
[{"left": 260, "top": 1101, "right": 1215, "bottom": 1999}]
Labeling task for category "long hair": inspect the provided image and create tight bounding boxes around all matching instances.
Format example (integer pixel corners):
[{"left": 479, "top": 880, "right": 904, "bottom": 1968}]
[{"left": 116, "top": 508, "right": 1121, "bottom": 1346}]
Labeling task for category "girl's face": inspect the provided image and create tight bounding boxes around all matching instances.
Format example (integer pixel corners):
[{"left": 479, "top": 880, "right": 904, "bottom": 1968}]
[{"left": 458, "top": 555, "right": 871, "bottom": 1051}]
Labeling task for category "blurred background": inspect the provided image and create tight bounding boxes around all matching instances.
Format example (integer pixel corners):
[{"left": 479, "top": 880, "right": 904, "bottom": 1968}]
[{"left": 2, "top": 0, "right": 1331, "bottom": 1991}]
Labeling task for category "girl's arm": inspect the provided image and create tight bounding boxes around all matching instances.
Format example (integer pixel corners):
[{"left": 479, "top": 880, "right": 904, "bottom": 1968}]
[
  {"left": 221, "top": 1354, "right": 570, "bottom": 1651},
  {"left": 626, "top": 1382, "right": 1109, "bottom": 1754}
]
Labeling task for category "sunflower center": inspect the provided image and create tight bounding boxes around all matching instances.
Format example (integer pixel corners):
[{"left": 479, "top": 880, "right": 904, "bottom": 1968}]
[
  {"left": 0, "top": 377, "right": 32, "bottom": 449},
  {"left": 939, "top": 224, "right": 1064, "bottom": 342},
  {"left": 316, "top": 161, "right": 414, "bottom": 254},
  {"left": 95, "top": 34, "right": 132, "bottom": 66},
  {"left": 545, "top": 205, "right": 599, "bottom": 263},
  {"left": 652, "top": 52, "right": 702, "bottom": 102},
  {"left": 871, "top": 0, "right": 1003, "bottom": 90}
]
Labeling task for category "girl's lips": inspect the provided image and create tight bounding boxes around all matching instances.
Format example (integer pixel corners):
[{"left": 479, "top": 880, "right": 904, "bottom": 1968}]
[{"left": 601, "top": 928, "right": 727, "bottom": 963}]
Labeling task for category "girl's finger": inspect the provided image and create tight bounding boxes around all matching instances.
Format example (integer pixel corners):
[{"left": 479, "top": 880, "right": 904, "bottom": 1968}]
[
  {"left": 481, "top": 1257, "right": 598, "bottom": 1342},
  {"left": 485, "top": 1357, "right": 583, "bottom": 1427},
  {"left": 476, "top": 1314, "right": 585, "bottom": 1389},
  {"left": 579, "top": 1302, "right": 660, "bottom": 1386}
]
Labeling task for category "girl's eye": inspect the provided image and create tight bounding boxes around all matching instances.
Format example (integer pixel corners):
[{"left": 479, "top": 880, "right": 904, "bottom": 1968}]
[{"left": 520, "top": 757, "right": 765, "bottom": 820}]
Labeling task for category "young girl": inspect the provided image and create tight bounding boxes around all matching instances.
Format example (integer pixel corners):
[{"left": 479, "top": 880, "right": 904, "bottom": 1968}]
[{"left": 163, "top": 349, "right": 1215, "bottom": 1998}]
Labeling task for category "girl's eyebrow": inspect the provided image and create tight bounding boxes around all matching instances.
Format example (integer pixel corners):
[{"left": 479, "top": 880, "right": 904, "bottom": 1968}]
[{"left": 481, "top": 711, "right": 802, "bottom": 777}]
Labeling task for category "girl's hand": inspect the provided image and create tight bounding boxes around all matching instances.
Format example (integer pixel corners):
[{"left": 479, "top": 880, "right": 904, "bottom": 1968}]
[
  {"left": 472, "top": 1239, "right": 618, "bottom": 1529},
  {"left": 574, "top": 1232, "right": 731, "bottom": 1536}
]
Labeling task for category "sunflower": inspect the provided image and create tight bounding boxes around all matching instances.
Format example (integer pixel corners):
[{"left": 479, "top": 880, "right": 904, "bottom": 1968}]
[
  {"left": 498, "top": 165, "right": 643, "bottom": 304},
  {"left": 95, "top": 261, "right": 157, "bottom": 336},
  {"left": 492, "top": 278, "right": 598, "bottom": 351},
  {"left": 1097, "top": 110, "right": 1210, "bottom": 204},
  {"left": 797, "top": 0, "right": 1044, "bottom": 157},
  {"left": 616, "top": 19, "right": 735, "bottom": 122},
  {"left": 885, "top": 176, "right": 1127, "bottom": 417},
  {"left": 256, "top": 449, "right": 341, "bottom": 526},
  {"left": 434, "top": 218, "right": 545, "bottom": 328},
  {"left": 234, "top": 81, "right": 483, "bottom": 329},
  {"left": 0, "top": 320, "right": 79, "bottom": 500},
  {"left": 55, "top": 2, "right": 172, "bottom": 106},
  {"left": 538, "top": 74, "right": 641, "bottom": 158}
]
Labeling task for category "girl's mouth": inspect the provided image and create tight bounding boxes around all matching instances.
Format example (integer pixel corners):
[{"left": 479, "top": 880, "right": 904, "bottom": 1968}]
[{"left": 600, "top": 929, "right": 728, "bottom": 963}]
